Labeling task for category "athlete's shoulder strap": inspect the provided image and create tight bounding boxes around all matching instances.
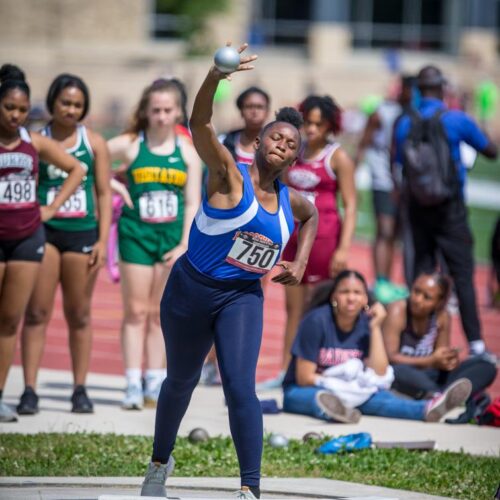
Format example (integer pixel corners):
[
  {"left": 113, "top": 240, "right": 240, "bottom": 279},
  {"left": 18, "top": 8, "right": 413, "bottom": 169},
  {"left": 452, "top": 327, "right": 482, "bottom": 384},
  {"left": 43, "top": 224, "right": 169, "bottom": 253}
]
[
  {"left": 19, "top": 127, "right": 32, "bottom": 143},
  {"left": 323, "top": 142, "right": 340, "bottom": 180},
  {"left": 235, "top": 162, "right": 256, "bottom": 204},
  {"left": 79, "top": 125, "right": 94, "bottom": 159}
]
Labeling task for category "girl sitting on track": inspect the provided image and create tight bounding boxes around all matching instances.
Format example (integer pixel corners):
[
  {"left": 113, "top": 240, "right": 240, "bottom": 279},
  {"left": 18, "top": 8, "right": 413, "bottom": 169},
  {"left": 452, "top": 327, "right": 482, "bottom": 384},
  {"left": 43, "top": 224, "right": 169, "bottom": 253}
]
[
  {"left": 282, "top": 270, "right": 472, "bottom": 424},
  {"left": 383, "top": 272, "right": 497, "bottom": 417}
]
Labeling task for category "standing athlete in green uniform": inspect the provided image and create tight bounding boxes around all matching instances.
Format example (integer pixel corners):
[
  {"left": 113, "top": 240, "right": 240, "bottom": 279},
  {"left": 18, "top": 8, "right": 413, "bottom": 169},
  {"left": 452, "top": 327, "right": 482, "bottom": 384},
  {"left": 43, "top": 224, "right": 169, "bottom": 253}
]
[
  {"left": 17, "top": 74, "right": 111, "bottom": 414},
  {"left": 108, "top": 78, "right": 202, "bottom": 410}
]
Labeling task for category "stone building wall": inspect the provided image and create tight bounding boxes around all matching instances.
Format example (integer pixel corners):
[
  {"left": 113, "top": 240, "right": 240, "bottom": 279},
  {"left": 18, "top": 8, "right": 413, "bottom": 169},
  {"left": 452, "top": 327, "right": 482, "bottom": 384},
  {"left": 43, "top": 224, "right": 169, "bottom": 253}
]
[{"left": 0, "top": 0, "right": 498, "bottom": 135}]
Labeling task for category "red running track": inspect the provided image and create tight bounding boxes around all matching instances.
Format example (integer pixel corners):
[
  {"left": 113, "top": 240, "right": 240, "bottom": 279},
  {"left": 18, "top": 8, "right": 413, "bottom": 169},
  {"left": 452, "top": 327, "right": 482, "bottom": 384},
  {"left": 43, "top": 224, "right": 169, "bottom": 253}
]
[{"left": 12, "top": 242, "right": 499, "bottom": 399}]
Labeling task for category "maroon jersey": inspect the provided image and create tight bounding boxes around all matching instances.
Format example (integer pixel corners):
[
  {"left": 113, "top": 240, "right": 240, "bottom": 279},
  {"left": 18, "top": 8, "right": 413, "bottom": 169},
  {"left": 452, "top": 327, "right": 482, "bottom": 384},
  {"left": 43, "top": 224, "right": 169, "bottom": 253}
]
[
  {"left": 283, "top": 142, "right": 342, "bottom": 284},
  {"left": 286, "top": 142, "right": 340, "bottom": 238},
  {"left": 0, "top": 128, "right": 40, "bottom": 239}
]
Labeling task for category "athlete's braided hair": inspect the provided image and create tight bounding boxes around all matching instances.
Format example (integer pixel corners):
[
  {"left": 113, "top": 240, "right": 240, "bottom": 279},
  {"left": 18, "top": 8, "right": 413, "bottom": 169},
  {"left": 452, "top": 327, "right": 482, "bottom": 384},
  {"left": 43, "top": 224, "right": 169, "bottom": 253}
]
[
  {"left": 46, "top": 73, "right": 90, "bottom": 120},
  {"left": 260, "top": 106, "right": 303, "bottom": 137},
  {"left": 275, "top": 107, "right": 304, "bottom": 130},
  {"left": 126, "top": 78, "right": 185, "bottom": 135},
  {"left": 299, "top": 95, "right": 342, "bottom": 135},
  {"left": 0, "top": 63, "right": 30, "bottom": 101}
]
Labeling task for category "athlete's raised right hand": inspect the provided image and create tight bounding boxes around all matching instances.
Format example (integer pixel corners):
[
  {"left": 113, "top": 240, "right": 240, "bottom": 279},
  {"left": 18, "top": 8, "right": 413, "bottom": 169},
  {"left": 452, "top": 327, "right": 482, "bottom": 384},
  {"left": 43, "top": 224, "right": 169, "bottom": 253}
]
[{"left": 210, "top": 43, "right": 258, "bottom": 81}]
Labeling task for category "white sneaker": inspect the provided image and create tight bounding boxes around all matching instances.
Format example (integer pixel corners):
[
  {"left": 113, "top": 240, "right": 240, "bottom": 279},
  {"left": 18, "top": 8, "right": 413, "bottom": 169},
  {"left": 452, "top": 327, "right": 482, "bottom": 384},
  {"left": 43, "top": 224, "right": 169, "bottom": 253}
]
[
  {"left": 199, "top": 361, "right": 221, "bottom": 385},
  {"left": 122, "top": 383, "right": 144, "bottom": 410},
  {"left": 234, "top": 487, "right": 257, "bottom": 499},
  {"left": 425, "top": 378, "right": 472, "bottom": 422},
  {"left": 144, "top": 381, "right": 163, "bottom": 408},
  {"left": 0, "top": 400, "right": 17, "bottom": 422}
]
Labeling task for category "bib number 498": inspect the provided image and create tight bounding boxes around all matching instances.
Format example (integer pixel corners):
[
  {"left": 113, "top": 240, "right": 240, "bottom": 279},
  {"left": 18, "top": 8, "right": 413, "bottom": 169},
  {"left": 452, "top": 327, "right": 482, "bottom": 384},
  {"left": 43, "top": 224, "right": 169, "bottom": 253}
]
[{"left": 0, "top": 179, "right": 36, "bottom": 209}]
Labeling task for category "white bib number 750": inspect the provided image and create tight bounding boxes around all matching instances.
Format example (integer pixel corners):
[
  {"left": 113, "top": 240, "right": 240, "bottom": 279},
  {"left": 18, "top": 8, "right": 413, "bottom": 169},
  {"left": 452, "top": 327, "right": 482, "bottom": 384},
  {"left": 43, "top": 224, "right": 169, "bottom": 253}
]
[{"left": 226, "top": 232, "right": 280, "bottom": 274}]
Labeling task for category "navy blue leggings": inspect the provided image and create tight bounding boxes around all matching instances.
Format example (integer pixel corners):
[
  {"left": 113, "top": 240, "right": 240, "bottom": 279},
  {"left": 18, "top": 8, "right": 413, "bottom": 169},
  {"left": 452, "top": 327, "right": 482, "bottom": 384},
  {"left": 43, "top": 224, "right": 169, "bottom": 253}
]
[{"left": 152, "top": 255, "right": 264, "bottom": 488}]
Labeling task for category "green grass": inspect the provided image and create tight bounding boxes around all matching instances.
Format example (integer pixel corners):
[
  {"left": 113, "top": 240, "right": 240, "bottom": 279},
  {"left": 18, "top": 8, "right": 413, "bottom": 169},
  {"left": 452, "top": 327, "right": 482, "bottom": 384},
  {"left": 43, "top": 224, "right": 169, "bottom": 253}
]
[
  {"left": 468, "top": 155, "right": 500, "bottom": 183},
  {"left": 352, "top": 190, "right": 498, "bottom": 264},
  {"left": 0, "top": 433, "right": 498, "bottom": 499}
]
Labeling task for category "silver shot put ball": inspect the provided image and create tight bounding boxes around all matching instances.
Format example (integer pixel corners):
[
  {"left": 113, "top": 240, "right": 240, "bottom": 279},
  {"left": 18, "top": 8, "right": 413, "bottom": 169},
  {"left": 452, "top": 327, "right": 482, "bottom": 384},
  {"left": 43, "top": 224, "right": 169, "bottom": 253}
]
[
  {"left": 188, "top": 427, "right": 209, "bottom": 443},
  {"left": 268, "top": 433, "right": 289, "bottom": 448},
  {"left": 214, "top": 46, "right": 240, "bottom": 73}
]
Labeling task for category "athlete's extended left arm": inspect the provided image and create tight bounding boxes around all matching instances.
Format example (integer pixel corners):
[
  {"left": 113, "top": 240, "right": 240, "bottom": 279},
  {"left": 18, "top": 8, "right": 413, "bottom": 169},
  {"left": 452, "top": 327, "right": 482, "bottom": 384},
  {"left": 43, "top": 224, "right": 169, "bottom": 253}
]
[
  {"left": 330, "top": 148, "right": 357, "bottom": 277},
  {"left": 272, "top": 189, "right": 318, "bottom": 286},
  {"left": 89, "top": 131, "right": 112, "bottom": 270},
  {"left": 162, "top": 137, "right": 202, "bottom": 267}
]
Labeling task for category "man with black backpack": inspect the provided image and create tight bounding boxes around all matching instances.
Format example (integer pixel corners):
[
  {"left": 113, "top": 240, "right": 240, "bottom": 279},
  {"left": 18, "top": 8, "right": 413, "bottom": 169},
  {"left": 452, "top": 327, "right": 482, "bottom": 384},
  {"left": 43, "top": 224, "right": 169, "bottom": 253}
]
[{"left": 393, "top": 65, "right": 498, "bottom": 360}]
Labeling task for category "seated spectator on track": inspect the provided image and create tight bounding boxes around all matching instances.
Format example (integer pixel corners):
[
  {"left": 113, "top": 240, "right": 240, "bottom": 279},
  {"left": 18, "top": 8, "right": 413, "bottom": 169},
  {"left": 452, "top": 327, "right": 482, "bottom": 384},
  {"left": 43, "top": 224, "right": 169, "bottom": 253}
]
[
  {"left": 282, "top": 270, "right": 472, "bottom": 423},
  {"left": 383, "top": 272, "right": 497, "bottom": 411}
]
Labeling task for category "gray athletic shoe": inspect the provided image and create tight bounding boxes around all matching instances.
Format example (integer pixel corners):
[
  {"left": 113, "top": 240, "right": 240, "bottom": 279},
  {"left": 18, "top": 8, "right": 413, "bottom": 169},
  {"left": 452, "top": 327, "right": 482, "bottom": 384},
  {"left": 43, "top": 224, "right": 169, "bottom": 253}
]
[
  {"left": 0, "top": 399, "right": 17, "bottom": 422},
  {"left": 122, "top": 383, "right": 143, "bottom": 410},
  {"left": 425, "top": 378, "right": 472, "bottom": 422},
  {"left": 315, "top": 390, "right": 362, "bottom": 424},
  {"left": 140, "top": 456, "right": 175, "bottom": 497}
]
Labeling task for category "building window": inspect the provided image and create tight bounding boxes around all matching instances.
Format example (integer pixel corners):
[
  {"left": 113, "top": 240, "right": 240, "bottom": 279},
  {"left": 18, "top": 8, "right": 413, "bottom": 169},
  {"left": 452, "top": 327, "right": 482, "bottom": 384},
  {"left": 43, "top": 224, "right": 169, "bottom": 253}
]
[
  {"left": 351, "top": 0, "right": 446, "bottom": 51},
  {"left": 151, "top": 1, "right": 189, "bottom": 39},
  {"left": 250, "top": 0, "right": 312, "bottom": 46}
]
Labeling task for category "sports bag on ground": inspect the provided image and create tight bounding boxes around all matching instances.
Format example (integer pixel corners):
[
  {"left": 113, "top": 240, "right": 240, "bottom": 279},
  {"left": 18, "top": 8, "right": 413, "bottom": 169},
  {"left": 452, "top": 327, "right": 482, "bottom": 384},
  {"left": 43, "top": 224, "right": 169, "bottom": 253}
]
[{"left": 477, "top": 396, "right": 500, "bottom": 427}]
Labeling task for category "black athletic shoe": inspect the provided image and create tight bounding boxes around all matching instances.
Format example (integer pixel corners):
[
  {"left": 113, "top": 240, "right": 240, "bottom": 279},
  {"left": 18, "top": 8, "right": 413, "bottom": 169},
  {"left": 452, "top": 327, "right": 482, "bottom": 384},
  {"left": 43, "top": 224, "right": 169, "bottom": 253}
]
[
  {"left": 17, "top": 386, "right": 39, "bottom": 415},
  {"left": 71, "top": 385, "right": 94, "bottom": 414}
]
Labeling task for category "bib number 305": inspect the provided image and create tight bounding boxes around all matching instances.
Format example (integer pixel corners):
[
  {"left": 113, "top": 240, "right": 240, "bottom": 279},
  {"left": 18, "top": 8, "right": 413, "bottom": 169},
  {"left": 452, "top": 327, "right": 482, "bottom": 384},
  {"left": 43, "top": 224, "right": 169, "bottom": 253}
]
[
  {"left": 0, "top": 179, "right": 36, "bottom": 209},
  {"left": 47, "top": 187, "right": 87, "bottom": 218},
  {"left": 226, "top": 232, "right": 280, "bottom": 274}
]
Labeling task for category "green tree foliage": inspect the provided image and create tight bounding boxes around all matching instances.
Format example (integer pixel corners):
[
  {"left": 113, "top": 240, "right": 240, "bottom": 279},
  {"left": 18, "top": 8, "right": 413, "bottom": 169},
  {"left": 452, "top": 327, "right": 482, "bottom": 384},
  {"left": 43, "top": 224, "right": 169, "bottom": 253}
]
[{"left": 156, "top": 0, "right": 229, "bottom": 54}]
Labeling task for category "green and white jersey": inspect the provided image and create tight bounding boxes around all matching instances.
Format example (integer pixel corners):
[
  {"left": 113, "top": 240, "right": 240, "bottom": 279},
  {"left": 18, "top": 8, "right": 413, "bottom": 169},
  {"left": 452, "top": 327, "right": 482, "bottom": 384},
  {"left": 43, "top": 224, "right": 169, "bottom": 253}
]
[
  {"left": 38, "top": 124, "right": 96, "bottom": 231},
  {"left": 121, "top": 131, "right": 187, "bottom": 237}
]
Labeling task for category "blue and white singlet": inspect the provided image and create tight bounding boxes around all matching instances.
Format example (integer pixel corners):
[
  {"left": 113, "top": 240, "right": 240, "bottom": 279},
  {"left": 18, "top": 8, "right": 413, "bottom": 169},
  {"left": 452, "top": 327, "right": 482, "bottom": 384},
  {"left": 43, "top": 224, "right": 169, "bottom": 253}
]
[{"left": 187, "top": 163, "right": 295, "bottom": 280}]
